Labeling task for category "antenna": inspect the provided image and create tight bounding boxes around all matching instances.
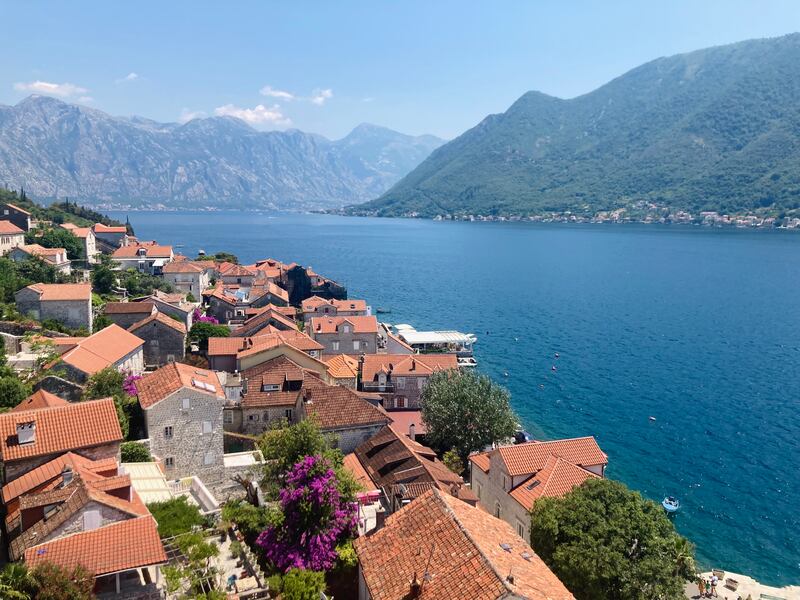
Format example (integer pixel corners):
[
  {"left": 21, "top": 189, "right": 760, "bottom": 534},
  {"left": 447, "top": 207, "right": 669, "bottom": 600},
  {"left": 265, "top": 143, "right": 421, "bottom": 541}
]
[{"left": 420, "top": 542, "right": 436, "bottom": 591}]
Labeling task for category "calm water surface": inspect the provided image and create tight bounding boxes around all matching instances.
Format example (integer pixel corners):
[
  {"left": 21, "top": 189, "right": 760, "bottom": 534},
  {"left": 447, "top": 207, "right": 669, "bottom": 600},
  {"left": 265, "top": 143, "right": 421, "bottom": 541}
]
[{"left": 111, "top": 210, "right": 800, "bottom": 586}]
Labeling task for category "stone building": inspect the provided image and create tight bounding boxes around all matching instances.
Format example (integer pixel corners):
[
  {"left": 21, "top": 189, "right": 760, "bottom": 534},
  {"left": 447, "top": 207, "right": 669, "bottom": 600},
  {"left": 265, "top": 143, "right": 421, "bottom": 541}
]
[
  {"left": 103, "top": 302, "right": 156, "bottom": 329},
  {"left": 128, "top": 311, "right": 187, "bottom": 368},
  {"left": 469, "top": 437, "right": 607, "bottom": 541},
  {"left": 300, "top": 296, "right": 369, "bottom": 322},
  {"left": 204, "top": 281, "right": 290, "bottom": 324},
  {"left": 135, "top": 363, "right": 227, "bottom": 487},
  {"left": 112, "top": 244, "right": 173, "bottom": 274},
  {"left": 232, "top": 306, "right": 298, "bottom": 336},
  {"left": 60, "top": 223, "right": 99, "bottom": 263},
  {"left": 0, "top": 397, "right": 123, "bottom": 484},
  {"left": 161, "top": 261, "right": 211, "bottom": 296},
  {"left": 308, "top": 315, "right": 379, "bottom": 355},
  {"left": 15, "top": 283, "right": 93, "bottom": 332},
  {"left": 323, "top": 354, "right": 359, "bottom": 388},
  {"left": 0, "top": 202, "right": 33, "bottom": 232},
  {"left": 207, "top": 334, "right": 324, "bottom": 374},
  {"left": 359, "top": 353, "right": 458, "bottom": 410},
  {"left": 0, "top": 220, "right": 25, "bottom": 254},
  {"left": 8, "top": 244, "right": 71, "bottom": 275},
  {"left": 91, "top": 223, "right": 128, "bottom": 250}
]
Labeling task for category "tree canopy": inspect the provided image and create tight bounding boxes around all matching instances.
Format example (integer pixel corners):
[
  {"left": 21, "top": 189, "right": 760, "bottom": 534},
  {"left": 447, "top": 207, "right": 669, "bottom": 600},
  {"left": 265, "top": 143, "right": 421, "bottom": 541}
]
[
  {"left": 420, "top": 369, "right": 517, "bottom": 461},
  {"left": 148, "top": 496, "right": 205, "bottom": 538},
  {"left": 190, "top": 321, "right": 230, "bottom": 353},
  {"left": 27, "top": 227, "right": 84, "bottom": 260},
  {"left": 530, "top": 478, "right": 695, "bottom": 600}
]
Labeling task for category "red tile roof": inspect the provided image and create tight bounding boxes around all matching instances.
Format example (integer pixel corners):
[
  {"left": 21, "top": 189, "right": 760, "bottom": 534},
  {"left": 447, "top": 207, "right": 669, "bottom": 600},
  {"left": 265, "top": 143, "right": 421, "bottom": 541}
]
[
  {"left": 92, "top": 223, "right": 127, "bottom": 233},
  {"left": 354, "top": 488, "right": 574, "bottom": 600},
  {"left": 0, "top": 398, "right": 122, "bottom": 463},
  {"left": 136, "top": 362, "right": 224, "bottom": 409},
  {"left": 24, "top": 516, "right": 166, "bottom": 576},
  {"left": 112, "top": 244, "right": 172, "bottom": 258},
  {"left": 103, "top": 302, "right": 155, "bottom": 314},
  {"left": 310, "top": 315, "right": 378, "bottom": 335},
  {"left": 343, "top": 452, "right": 377, "bottom": 491},
  {"left": 57, "top": 324, "right": 144, "bottom": 376},
  {"left": 11, "top": 390, "right": 68, "bottom": 413},
  {"left": 162, "top": 261, "right": 206, "bottom": 273},
  {"left": 232, "top": 307, "right": 297, "bottom": 336},
  {"left": 21, "top": 283, "right": 91, "bottom": 302},
  {"left": 208, "top": 331, "right": 322, "bottom": 358},
  {"left": 469, "top": 452, "right": 491, "bottom": 473},
  {"left": 324, "top": 354, "right": 359, "bottom": 379},
  {"left": 387, "top": 410, "right": 428, "bottom": 436},
  {"left": 241, "top": 355, "right": 306, "bottom": 408},
  {"left": 0, "top": 220, "right": 24, "bottom": 234},
  {"left": 128, "top": 311, "right": 187, "bottom": 335},
  {"left": 301, "top": 296, "right": 367, "bottom": 313},
  {"left": 361, "top": 354, "right": 457, "bottom": 381},
  {"left": 496, "top": 437, "right": 607, "bottom": 477},
  {"left": 302, "top": 376, "right": 389, "bottom": 430},
  {"left": 509, "top": 455, "right": 599, "bottom": 510}
]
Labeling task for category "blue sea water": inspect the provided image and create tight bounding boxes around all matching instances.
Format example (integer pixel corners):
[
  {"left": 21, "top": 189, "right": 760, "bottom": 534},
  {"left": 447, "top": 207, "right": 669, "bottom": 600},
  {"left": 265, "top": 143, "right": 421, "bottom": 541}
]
[{"left": 111, "top": 210, "right": 800, "bottom": 586}]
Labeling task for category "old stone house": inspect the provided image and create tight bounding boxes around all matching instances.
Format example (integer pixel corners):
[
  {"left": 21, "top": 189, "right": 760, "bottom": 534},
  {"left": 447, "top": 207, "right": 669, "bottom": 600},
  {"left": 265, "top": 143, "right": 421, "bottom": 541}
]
[
  {"left": 135, "top": 363, "right": 227, "bottom": 487},
  {"left": 309, "top": 315, "right": 379, "bottom": 355},
  {"left": 0, "top": 220, "right": 25, "bottom": 254},
  {"left": 232, "top": 306, "right": 298, "bottom": 336},
  {"left": 360, "top": 353, "right": 458, "bottom": 410},
  {"left": 207, "top": 333, "right": 324, "bottom": 374},
  {"left": 91, "top": 223, "right": 127, "bottom": 250},
  {"left": 15, "top": 283, "right": 93, "bottom": 332},
  {"left": 103, "top": 302, "right": 156, "bottom": 329},
  {"left": 301, "top": 296, "right": 369, "bottom": 322},
  {"left": 469, "top": 437, "right": 607, "bottom": 540},
  {"left": 133, "top": 291, "right": 197, "bottom": 331},
  {"left": 0, "top": 202, "right": 33, "bottom": 231},
  {"left": 0, "top": 397, "right": 123, "bottom": 484},
  {"left": 323, "top": 354, "right": 359, "bottom": 388},
  {"left": 204, "top": 281, "right": 289, "bottom": 324},
  {"left": 128, "top": 311, "right": 187, "bottom": 368},
  {"left": 161, "top": 261, "right": 211, "bottom": 296}
]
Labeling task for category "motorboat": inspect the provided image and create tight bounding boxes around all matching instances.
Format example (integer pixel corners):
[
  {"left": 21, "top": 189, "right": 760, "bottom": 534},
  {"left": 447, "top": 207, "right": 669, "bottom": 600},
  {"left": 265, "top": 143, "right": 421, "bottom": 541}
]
[
  {"left": 457, "top": 356, "right": 477, "bottom": 368},
  {"left": 662, "top": 496, "right": 680, "bottom": 513}
]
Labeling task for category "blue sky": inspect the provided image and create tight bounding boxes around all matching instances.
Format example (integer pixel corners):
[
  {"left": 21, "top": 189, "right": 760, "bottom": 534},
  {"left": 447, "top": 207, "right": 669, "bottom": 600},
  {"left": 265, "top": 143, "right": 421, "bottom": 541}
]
[{"left": 2, "top": 1, "right": 800, "bottom": 139}]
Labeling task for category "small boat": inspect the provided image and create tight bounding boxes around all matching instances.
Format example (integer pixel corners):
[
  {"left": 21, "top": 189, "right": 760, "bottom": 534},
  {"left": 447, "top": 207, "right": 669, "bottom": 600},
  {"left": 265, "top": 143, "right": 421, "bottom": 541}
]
[
  {"left": 503, "top": 371, "right": 509, "bottom": 377},
  {"left": 649, "top": 416, "right": 657, "bottom": 422},
  {"left": 554, "top": 352, "right": 560, "bottom": 358},
  {"left": 457, "top": 357, "right": 478, "bottom": 368},
  {"left": 662, "top": 496, "right": 680, "bottom": 513},
  {"left": 376, "top": 307, "right": 392, "bottom": 314},
  {"left": 551, "top": 365, "right": 557, "bottom": 372}
]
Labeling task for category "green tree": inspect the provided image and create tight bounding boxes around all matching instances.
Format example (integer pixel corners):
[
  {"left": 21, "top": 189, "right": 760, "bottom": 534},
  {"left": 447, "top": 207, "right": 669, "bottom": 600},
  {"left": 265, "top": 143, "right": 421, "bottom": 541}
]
[
  {"left": 442, "top": 448, "right": 465, "bottom": 475},
  {"left": 0, "top": 563, "right": 37, "bottom": 600},
  {"left": 30, "top": 563, "right": 94, "bottom": 600},
  {"left": 530, "top": 478, "right": 695, "bottom": 600},
  {"left": 282, "top": 569, "right": 326, "bottom": 600},
  {"left": 0, "top": 377, "right": 30, "bottom": 411},
  {"left": 28, "top": 227, "right": 84, "bottom": 260},
  {"left": 221, "top": 499, "right": 283, "bottom": 539},
  {"left": 85, "top": 367, "right": 125, "bottom": 399},
  {"left": 91, "top": 264, "right": 117, "bottom": 295},
  {"left": 420, "top": 369, "right": 517, "bottom": 462},
  {"left": 93, "top": 314, "right": 113, "bottom": 331},
  {"left": 15, "top": 256, "right": 57, "bottom": 287},
  {"left": 162, "top": 532, "right": 220, "bottom": 597},
  {"left": 148, "top": 497, "right": 205, "bottom": 538},
  {"left": 120, "top": 441, "right": 152, "bottom": 463},
  {"left": 190, "top": 321, "right": 230, "bottom": 353}
]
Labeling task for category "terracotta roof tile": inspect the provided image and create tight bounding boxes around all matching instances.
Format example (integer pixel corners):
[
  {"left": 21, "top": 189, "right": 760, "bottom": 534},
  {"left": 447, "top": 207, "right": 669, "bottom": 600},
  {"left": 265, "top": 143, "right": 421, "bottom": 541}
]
[
  {"left": 0, "top": 398, "right": 122, "bottom": 463},
  {"left": 241, "top": 356, "right": 305, "bottom": 408},
  {"left": 354, "top": 488, "right": 574, "bottom": 600},
  {"left": 128, "top": 311, "right": 187, "bottom": 335},
  {"left": 469, "top": 453, "right": 491, "bottom": 473},
  {"left": 496, "top": 437, "right": 607, "bottom": 477},
  {"left": 324, "top": 354, "right": 359, "bottom": 379},
  {"left": 162, "top": 261, "right": 205, "bottom": 273},
  {"left": 343, "top": 453, "right": 377, "bottom": 491},
  {"left": 103, "top": 302, "right": 155, "bottom": 314},
  {"left": 57, "top": 324, "right": 144, "bottom": 376},
  {"left": 310, "top": 315, "right": 378, "bottom": 335},
  {"left": 112, "top": 244, "right": 172, "bottom": 258},
  {"left": 24, "top": 516, "right": 166, "bottom": 576},
  {"left": 11, "top": 390, "right": 68, "bottom": 413},
  {"left": 302, "top": 376, "right": 388, "bottom": 430},
  {"left": 361, "top": 354, "right": 457, "bottom": 381},
  {"left": 232, "top": 307, "right": 297, "bottom": 336},
  {"left": 509, "top": 456, "right": 599, "bottom": 510},
  {"left": 0, "top": 220, "right": 24, "bottom": 234},
  {"left": 136, "top": 362, "right": 223, "bottom": 409},
  {"left": 92, "top": 223, "right": 127, "bottom": 233},
  {"left": 21, "top": 283, "right": 91, "bottom": 302}
]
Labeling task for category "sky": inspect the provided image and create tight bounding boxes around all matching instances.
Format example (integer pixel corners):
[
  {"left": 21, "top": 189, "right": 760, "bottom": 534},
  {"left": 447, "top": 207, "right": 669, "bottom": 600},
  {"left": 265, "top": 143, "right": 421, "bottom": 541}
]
[{"left": 2, "top": 1, "right": 800, "bottom": 140}]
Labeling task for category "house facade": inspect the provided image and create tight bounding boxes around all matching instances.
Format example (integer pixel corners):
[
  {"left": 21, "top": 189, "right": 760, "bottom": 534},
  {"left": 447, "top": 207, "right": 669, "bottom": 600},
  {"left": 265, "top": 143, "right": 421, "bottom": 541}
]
[
  {"left": 112, "top": 244, "right": 174, "bottom": 274},
  {"left": 161, "top": 261, "right": 211, "bottom": 296},
  {"left": 8, "top": 244, "right": 71, "bottom": 275},
  {"left": 61, "top": 224, "right": 99, "bottom": 263},
  {"left": 301, "top": 296, "right": 369, "bottom": 322},
  {"left": 0, "top": 220, "right": 25, "bottom": 254},
  {"left": 0, "top": 202, "right": 33, "bottom": 232},
  {"left": 128, "top": 312, "right": 187, "bottom": 368},
  {"left": 359, "top": 354, "right": 458, "bottom": 410},
  {"left": 15, "top": 283, "right": 93, "bottom": 332},
  {"left": 469, "top": 437, "right": 607, "bottom": 540},
  {"left": 49, "top": 324, "right": 145, "bottom": 383},
  {"left": 92, "top": 223, "right": 127, "bottom": 249},
  {"left": 103, "top": 302, "right": 156, "bottom": 329},
  {"left": 309, "top": 315, "right": 379, "bottom": 355}
]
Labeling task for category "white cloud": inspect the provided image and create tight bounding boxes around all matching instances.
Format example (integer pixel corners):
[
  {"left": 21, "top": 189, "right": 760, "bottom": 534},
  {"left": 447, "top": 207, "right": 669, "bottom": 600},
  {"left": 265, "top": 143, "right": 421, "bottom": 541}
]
[
  {"left": 179, "top": 108, "right": 207, "bottom": 123},
  {"left": 13, "top": 80, "right": 89, "bottom": 98},
  {"left": 310, "top": 88, "right": 333, "bottom": 106},
  {"left": 362, "top": 96, "right": 375, "bottom": 103},
  {"left": 213, "top": 103, "right": 291, "bottom": 126},
  {"left": 116, "top": 72, "right": 139, "bottom": 84},
  {"left": 259, "top": 85, "right": 295, "bottom": 101}
]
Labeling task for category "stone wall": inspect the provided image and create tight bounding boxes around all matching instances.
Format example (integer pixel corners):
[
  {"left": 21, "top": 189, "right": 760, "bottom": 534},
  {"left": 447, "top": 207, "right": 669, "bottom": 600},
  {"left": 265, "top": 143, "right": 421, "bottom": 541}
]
[
  {"left": 327, "top": 423, "right": 386, "bottom": 455},
  {"left": 239, "top": 405, "right": 296, "bottom": 436},
  {"left": 144, "top": 387, "right": 226, "bottom": 487},
  {"left": 470, "top": 460, "right": 532, "bottom": 541},
  {"left": 106, "top": 312, "right": 152, "bottom": 329},
  {"left": 33, "top": 375, "right": 84, "bottom": 401},
  {"left": 311, "top": 331, "right": 378, "bottom": 355},
  {"left": 15, "top": 289, "right": 91, "bottom": 332},
  {"left": 3, "top": 442, "right": 119, "bottom": 484},
  {"left": 45, "top": 502, "right": 132, "bottom": 542},
  {"left": 132, "top": 321, "right": 185, "bottom": 367}
]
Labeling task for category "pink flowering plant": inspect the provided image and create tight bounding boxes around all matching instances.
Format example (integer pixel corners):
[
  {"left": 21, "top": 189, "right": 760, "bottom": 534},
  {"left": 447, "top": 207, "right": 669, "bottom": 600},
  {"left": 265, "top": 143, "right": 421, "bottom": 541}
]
[
  {"left": 256, "top": 455, "right": 357, "bottom": 572},
  {"left": 122, "top": 372, "right": 142, "bottom": 397},
  {"left": 192, "top": 308, "right": 218, "bottom": 324}
]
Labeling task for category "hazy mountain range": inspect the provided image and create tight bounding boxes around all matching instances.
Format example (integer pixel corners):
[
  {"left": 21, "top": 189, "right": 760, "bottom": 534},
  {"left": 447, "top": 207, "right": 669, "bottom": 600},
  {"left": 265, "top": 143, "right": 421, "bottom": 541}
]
[
  {"left": 0, "top": 95, "right": 443, "bottom": 209},
  {"left": 356, "top": 34, "right": 800, "bottom": 218}
]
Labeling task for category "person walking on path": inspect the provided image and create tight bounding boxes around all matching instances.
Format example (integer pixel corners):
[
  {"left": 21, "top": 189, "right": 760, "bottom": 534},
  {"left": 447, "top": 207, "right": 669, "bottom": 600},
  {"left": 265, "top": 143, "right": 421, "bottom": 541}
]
[
  {"left": 710, "top": 574, "right": 719, "bottom": 597},
  {"left": 698, "top": 577, "right": 707, "bottom": 598}
]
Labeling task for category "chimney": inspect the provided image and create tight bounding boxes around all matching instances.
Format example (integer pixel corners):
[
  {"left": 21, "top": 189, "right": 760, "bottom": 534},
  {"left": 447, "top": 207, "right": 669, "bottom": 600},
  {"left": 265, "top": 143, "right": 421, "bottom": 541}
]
[
  {"left": 61, "top": 465, "right": 74, "bottom": 487},
  {"left": 408, "top": 423, "right": 416, "bottom": 441},
  {"left": 303, "top": 388, "right": 312, "bottom": 403},
  {"left": 409, "top": 573, "right": 422, "bottom": 598},
  {"left": 374, "top": 506, "right": 387, "bottom": 530},
  {"left": 16, "top": 421, "right": 35, "bottom": 445},
  {"left": 410, "top": 359, "right": 416, "bottom": 371}
]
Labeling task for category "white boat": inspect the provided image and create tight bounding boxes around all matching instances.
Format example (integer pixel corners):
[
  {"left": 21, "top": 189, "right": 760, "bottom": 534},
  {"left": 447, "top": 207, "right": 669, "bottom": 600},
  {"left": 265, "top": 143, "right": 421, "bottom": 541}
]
[{"left": 457, "top": 357, "right": 478, "bottom": 368}]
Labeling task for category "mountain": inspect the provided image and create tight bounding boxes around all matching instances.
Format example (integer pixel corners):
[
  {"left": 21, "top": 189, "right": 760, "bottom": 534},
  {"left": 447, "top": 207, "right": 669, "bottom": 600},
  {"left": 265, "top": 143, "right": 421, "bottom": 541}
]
[
  {"left": 356, "top": 34, "right": 800, "bottom": 218},
  {"left": 0, "top": 96, "right": 443, "bottom": 210}
]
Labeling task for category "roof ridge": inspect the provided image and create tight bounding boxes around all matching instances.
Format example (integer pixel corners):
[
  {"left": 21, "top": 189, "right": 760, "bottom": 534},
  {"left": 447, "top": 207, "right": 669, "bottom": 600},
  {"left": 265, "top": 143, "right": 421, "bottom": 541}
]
[{"left": 433, "top": 489, "right": 517, "bottom": 596}]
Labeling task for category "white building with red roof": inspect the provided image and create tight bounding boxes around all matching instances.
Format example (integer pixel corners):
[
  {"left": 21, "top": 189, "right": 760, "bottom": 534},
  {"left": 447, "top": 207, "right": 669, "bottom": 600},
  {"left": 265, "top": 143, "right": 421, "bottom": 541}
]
[
  {"left": 309, "top": 315, "right": 379, "bottom": 355},
  {"left": 0, "top": 219, "right": 25, "bottom": 254},
  {"left": 469, "top": 437, "right": 607, "bottom": 541}
]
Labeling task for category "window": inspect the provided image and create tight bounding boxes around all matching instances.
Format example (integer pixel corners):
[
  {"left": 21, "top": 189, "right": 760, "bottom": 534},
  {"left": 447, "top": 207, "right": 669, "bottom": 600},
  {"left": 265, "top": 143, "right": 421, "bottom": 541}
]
[
  {"left": 164, "top": 457, "right": 175, "bottom": 469},
  {"left": 394, "top": 396, "right": 407, "bottom": 409},
  {"left": 332, "top": 341, "right": 340, "bottom": 351},
  {"left": 285, "top": 409, "right": 293, "bottom": 420},
  {"left": 204, "top": 451, "right": 215, "bottom": 465},
  {"left": 417, "top": 378, "right": 425, "bottom": 390},
  {"left": 502, "top": 475, "right": 508, "bottom": 490},
  {"left": 396, "top": 377, "right": 405, "bottom": 388},
  {"left": 476, "top": 483, "right": 482, "bottom": 500},
  {"left": 164, "top": 426, "right": 173, "bottom": 439},
  {"left": 353, "top": 340, "right": 361, "bottom": 351},
  {"left": 517, "top": 521, "right": 525, "bottom": 538},
  {"left": 343, "top": 325, "right": 350, "bottom": 333},
  {"left": 84, "top": 510, "right": 101, "bottom": 531},
  {"left": 494, "top": 503, "right": 501, "bottom": 519},
  {"left": 167, "top": 354, "right": 176, "bottom": 363},
  {"left": 223, "top": 411, "right": 233, "bottom": 424},
  {"left": 248, "top": 414, "right": 260, "bottom": 422},
  {"left": 181, "top": 398, "right": 190, "bottom": 410},
  {"left": 202, "top": 420, "right": 212, "bottom": 434}
]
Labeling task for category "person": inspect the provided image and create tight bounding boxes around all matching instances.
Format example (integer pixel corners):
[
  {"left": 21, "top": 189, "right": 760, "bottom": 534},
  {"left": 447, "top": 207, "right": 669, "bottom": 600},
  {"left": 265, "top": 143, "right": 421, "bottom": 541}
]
[
  {"left": 698, "top": 577, "right": 706, "bottom": 598},
  {"left": 710, "top": 574, "right": 719, "bottom": 597}
]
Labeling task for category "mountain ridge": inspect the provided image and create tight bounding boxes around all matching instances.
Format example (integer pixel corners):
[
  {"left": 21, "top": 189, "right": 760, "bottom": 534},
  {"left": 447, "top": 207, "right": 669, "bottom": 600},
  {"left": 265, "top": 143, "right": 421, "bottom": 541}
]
[
  {"left": 0, "top": 96, "right": 444, "bottom": 210},
  {"left": 354, "top": 33, "right": 800, "bottom": 219}
]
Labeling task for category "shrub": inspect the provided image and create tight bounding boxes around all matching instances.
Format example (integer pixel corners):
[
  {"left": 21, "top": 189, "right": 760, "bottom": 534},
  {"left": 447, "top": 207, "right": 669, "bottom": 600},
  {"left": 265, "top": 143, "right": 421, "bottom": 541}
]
[
  {"left": 120, "top": 441, "right": 152, "bottom": 463},
  {"left": 148, "top": 496, "right": 204, "bottom": 538},
  {"left": 282, "top": 569, "right": 326, "bottom": 600}
]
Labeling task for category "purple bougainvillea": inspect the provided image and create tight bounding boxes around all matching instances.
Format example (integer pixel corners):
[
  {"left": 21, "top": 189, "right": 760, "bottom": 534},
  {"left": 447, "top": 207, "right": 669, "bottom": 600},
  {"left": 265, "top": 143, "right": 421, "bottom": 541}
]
[
  {"left": 192, "top": 308, "right": 219, "bottom": 324},
  {"left": 122, "top": 372, "right": 142, "bottom": 397},
  {"left": 256, "top": 455, "right": 357, "bottom": 572}
]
